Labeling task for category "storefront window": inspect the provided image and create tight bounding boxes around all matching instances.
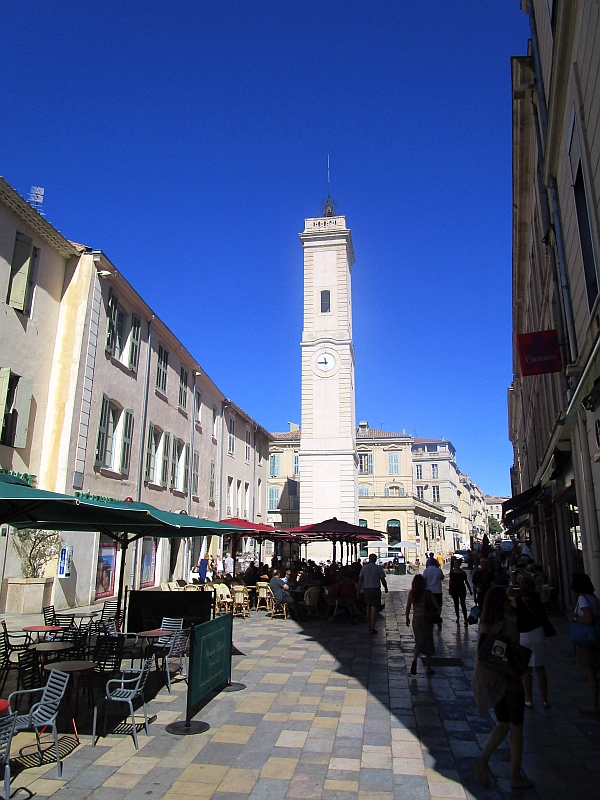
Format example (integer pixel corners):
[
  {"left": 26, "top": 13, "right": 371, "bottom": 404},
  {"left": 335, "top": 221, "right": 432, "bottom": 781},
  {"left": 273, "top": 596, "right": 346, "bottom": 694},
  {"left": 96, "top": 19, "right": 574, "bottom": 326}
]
[
  {"left": 567, "top": 501, "right": 584, "bottom": 573},
  {"left": 140, "top": 537, "right": 157, "bottom": 588},
  {"left": 95, "top": 541, "right": 117, "bottom": 599}
]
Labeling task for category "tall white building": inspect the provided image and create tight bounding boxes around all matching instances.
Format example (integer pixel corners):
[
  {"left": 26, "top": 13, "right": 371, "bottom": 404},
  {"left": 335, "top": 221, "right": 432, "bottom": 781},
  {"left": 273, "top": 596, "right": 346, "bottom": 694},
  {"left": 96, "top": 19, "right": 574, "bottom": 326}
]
[{"left": 298, "top": 207, "right": 358, "bottom": 539}]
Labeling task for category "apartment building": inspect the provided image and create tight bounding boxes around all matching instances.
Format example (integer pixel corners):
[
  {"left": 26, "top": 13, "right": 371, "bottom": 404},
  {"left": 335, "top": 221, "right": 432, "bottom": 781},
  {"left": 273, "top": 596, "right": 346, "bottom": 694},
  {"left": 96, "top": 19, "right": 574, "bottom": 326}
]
[
  {"left": 508, "top": 1, "right": 600, "bottom": 606},
  {"left": 485, "top": 496, "right": 509, "bottom": 524},
  {"left": 0, "top": 177, "right": 269, "bottom": 608},
  {"left": 411, "top": 438, "right": 464, "bottom": 549}
]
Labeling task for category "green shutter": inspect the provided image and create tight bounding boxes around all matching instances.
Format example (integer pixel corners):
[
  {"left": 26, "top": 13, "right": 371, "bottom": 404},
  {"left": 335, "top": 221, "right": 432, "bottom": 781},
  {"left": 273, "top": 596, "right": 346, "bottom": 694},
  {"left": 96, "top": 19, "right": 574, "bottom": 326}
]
[
  {"left": 96, "top": 396, "right": 110, "bottom": 465},
  {"left": 0, "top": 368, "right": 11, "bottom": 440},
  {"left": 161, "top": 432, "right": 170, "bottom": 486},
  {"left": 8, "top": 233, "right": 33, "bottom": 311},
  {"left": 192, "top": 451, "right": 200, "bottom": 496},
  {"left": 12, "top": 377, "right": 33, "bottom": 448},
  {"left": 120, "top": 409, "right": 134, "bottom": 474},
  {"left": 129, "top": 315, "right": 141, "bottom": 370},
  {"left": 170, "top": 438, "right": 178, "bottom": 488}
]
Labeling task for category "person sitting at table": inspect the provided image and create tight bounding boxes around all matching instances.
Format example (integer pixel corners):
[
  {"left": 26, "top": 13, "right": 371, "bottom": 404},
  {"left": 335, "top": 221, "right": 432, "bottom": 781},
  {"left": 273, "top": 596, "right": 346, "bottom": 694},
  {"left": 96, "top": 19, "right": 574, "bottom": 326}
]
[
  {"left": 285, "top": 570, "right": 297, "bottom": 590},
  {"left": 270, "top": 570, "right": 298, "bottom": 619}
]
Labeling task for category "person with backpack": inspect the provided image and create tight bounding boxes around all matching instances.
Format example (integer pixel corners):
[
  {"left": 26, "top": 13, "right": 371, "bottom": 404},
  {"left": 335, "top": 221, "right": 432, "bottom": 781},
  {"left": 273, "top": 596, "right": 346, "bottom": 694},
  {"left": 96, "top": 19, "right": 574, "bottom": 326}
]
[
  {"left": 405, "top": 574, "right": 438, "bottom": 676},
  {"left": 570, "top": 572, "right": 600, "bottom": 715}
]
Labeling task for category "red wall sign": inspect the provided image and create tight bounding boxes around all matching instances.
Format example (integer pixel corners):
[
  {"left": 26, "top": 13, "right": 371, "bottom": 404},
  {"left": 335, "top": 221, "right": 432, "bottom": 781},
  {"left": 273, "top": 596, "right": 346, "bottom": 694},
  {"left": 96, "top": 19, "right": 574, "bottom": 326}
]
[{"left": 517, "top": 330, "right": 563, "bottom": 376}]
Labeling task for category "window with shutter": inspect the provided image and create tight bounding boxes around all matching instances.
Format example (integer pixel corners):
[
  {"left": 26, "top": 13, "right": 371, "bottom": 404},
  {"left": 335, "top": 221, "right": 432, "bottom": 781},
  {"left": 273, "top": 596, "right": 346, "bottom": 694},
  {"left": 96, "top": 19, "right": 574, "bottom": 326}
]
[
  {"left": 358, "top": 485, "right": 370, "bottom": 497},
  {"left": 115, "top": 307, "right": 126, "bottom": 358},
  {"left": 368, "top": 452, "right": 373, "bottom": 475},
  {"left": 179, "top": 365, "right": 188, "bottom": 409},
  {"left": 145, "top": 422, "right": 155, "bottom": 481},
  {"left": 268, "top": 486, "right": 280, "bottom": 510},
  {"left": 192, "top": 451, "right": 200, "bottom": 496},
  {"left": 7, "top": 233, "right": 33, "bottom": 312},
  {"left": 161, "top": 433, "right": 170, "bottom": 486},
  {"left": 104, "top": 404, "right": 119, "bottom": 468},
  {"left": 245, "top": 427, "right": 251, "bottom": 462},
  {"left": 226, "top": 476, "right": 233, "bottom": 515},
  {"left": 228, "top": 417, "right": 235, "bottom": 454},
  {"left": 244, "top": 482, "right": 249, "bottom": 517},
  {"left": 96, "top": 397, "right": 110, "bottom": 465},
  {"left": 431, "top": 464, "right": 438, "bottom": 479},
  {"left": 11, "top": 377, "right": 33, "bottom": 449},
  {"left": 129, "top": 315, "right": 141, "bottom": 370},
  {"left": 156, "top": 344, "right": 169, "bottom": 392},
  {"left": 171, "top": 438, "right": 180, "bottom": 488},
  {"left": 0, "top": 368, "right": 11, "bottom": 442},
  {"left": 195, "top": 390, "right": 202, "bottom": 423},
  {"left": 105, "top": 290, "right": 118, "bottom": 354},
  {"left": 183, "top": 444, "right": 190, "bottom": 493},
  {"left": 416, "top": 464, "right": 422, "bottom": 479},
  {"left": 209, "top": 460, "right": 215, "bottom": 501},
  {"left": 388, "top": 452, "right": 399, "bottom": 475},
  {"left": 294, "top": 453, "right": 300, "bottom": 476},
  {"left": 269, "top": 454, "right": 280, "bottom": 477},
  {"left": 120, "top": 409, "right": 134, "bottom": 474}
]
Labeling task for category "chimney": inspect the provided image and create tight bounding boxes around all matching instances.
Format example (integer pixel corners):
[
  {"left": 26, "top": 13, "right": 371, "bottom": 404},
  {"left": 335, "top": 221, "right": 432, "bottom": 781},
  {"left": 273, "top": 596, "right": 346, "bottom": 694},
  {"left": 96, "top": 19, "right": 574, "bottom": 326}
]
[
  {"left": 358, "top": 421, "right": 369, "bottom": 430},
  {"left": 288, "top": 422, "right": 300, "bottom": 432}
]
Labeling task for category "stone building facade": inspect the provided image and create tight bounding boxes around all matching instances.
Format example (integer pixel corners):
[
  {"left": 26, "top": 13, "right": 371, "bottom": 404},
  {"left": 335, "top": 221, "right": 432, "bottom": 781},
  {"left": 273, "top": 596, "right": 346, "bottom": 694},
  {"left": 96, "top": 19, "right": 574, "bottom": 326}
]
[
  {"left": 0, "top": 177, "right": 269, "bottom": 608},
  {"left": 508, "top": 1, "right": 600, "bottom": 606}
]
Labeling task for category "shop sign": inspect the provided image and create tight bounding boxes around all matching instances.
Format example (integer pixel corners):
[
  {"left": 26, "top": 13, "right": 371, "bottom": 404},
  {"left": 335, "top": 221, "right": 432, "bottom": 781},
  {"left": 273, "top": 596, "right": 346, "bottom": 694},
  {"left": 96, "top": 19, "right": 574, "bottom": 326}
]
[{"left": 517, "top": 330, "right": 562, "bottom": 376}]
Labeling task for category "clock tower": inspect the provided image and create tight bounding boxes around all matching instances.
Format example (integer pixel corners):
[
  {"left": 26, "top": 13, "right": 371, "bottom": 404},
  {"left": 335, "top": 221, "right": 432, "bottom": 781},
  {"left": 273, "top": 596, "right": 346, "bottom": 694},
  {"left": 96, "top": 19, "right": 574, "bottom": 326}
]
[{"left": 298, "top": 205, "right": 358, "bottom": 533}]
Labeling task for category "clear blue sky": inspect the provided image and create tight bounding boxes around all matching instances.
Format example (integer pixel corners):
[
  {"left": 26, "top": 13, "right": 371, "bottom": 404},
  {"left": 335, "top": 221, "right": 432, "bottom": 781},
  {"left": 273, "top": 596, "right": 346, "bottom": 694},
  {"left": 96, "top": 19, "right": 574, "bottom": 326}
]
[{"left": 2, "top": 1, "right": 529, "bottom": 497}]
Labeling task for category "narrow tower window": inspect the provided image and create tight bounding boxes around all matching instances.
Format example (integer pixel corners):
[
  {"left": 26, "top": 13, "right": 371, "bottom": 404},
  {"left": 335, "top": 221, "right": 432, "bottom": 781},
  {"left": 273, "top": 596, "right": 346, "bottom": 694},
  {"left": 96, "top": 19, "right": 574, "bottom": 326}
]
[{"left": 320, "top": 290, "right": 331, "bottom": 313}]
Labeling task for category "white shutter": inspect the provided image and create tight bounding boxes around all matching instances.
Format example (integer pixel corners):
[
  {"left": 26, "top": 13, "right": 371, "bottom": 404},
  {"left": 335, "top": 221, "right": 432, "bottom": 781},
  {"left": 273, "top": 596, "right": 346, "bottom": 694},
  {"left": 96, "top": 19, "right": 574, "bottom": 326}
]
[
  {"left": 367, "top": 452, "right": 373, "bottom": 475},
  {"left": 8, "top": 233, "right": 33, "bottom": 311},
  {"left": 388, "top": 452, "right": 399, "bottom": 475},
  {"left": 12, "top": 377, "right": 33, "bottom": 449},
  {"left": 120, "top": 409, "right": 134, "bottom": 474},
  {"left": 0, "top": 368, "right": 11, "bottom": 441},
  {"left": 145, "top": 422, "right": 154, "bottom": 480}
]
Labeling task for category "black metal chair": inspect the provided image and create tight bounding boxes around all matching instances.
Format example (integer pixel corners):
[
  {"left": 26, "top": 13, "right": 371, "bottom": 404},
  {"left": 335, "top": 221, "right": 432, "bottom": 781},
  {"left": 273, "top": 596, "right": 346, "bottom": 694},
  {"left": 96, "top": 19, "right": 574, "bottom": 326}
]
[
  {"left": 0, "top": 620, "right": 31, "bottom": 658},
  {"left": 89, "top": 636, "right": 124, "bottom": 703},
  {"left": 0, "top": 629, "right": 19, "bottom": 695},
  {"left": 16, "top": 648, "right": 41, "bottom": 701}
]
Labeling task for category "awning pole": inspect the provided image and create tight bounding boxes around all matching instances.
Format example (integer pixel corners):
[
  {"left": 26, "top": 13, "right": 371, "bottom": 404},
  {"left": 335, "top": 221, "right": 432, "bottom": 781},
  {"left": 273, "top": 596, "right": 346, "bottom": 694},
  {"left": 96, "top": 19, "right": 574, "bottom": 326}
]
[{"left": 116, "top": 535, "right": 129, "bottom": 626}]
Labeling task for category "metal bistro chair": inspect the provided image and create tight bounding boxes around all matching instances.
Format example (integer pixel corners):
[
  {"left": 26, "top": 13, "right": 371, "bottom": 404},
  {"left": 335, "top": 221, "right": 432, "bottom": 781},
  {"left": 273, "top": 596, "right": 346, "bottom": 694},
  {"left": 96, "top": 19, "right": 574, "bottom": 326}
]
[
  {"left": 93, "top": 657, "right": 153, "bottom": 749},
  {"left": 0, "top": 712, "right": 17, "bottom": 800},
  {"left": 16, "top": 648, "right": 41, "bottom": 697},
  {"left": 8, "top": 669, "right": 70, "bottom": 777},
  {"left": 1, "top": 620, "right": 31, "bottom": 658},
  {"left": 299, "top": 586, "right": 321, "bottom": 619},
  {"left": 0, "top": 630, "right": 19, "bottom": 696},
  {"left": 89, "top": 636, "right": 124, "bottom": 702},
  {"left": 146, "top": 619, "right": 184, "bottom": 692},
  {"left": 163, "top": 629, "right": 190, "bottom": 693},
  {"left": 103, "top": 619, "right": 142, "bottom": 668}
]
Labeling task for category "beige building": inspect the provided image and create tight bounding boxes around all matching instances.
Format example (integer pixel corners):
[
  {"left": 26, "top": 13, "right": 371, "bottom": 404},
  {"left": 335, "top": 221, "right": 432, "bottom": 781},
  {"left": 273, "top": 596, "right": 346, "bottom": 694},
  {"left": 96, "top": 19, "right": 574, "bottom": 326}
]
[
  {"left": 412, "top": 438, "right": 464, "bottom": 548},
  {"left": 0, "top": 177, "right": 269, "bottom": 608},
  {"left": 269, "top": 422, "right": 448, "bottom": 562},
  {"left": 485, "top": 496, "right": 509, "bottom": 528},
  {"left": 508, "top": 1, "right": 600, "bottom": 606}
]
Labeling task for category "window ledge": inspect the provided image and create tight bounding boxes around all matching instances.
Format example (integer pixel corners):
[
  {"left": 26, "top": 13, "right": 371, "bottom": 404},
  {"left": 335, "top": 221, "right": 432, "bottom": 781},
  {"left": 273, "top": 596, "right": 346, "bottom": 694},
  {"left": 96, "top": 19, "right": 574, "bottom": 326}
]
[
  {"left": 178, "top": 407, "right": 188, "bottom": 418},
  {"left": 155, "top": 388, "right": 168, "bottom": 401},
  {"left": 212, "top": 437, "right": 218, "bottom": 445},
  {"left": 195, "top": 424, "right": 203, "bottom": 434},
  {"left": 99, "top": 468, "right": 125, "bottom": 480},
  {"left": 171, "top": 489, "right": 187, "bottom": 498},
  {"left": 146, "top": 482, "right": 166, "bottom": 491}
]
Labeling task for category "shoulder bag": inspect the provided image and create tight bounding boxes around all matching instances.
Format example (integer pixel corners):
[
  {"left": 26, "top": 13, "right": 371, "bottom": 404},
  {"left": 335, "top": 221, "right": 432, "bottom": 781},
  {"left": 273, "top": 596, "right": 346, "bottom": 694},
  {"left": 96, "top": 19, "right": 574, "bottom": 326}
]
[
  {"left": 569, "top": 595, "right": 600, "bottom": 646},
  {"left": 521, "top": 596, "right": 556, "bottom": 638},
  {"left": 477, "top": 623, "right": 532, "bottom": 676}
]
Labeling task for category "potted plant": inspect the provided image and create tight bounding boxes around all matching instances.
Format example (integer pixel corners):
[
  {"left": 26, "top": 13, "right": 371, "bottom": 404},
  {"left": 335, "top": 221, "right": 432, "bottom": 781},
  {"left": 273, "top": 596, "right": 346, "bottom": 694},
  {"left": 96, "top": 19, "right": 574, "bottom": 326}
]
[{"left": 3, "top": 528, "right": 60, "bottom": 613}]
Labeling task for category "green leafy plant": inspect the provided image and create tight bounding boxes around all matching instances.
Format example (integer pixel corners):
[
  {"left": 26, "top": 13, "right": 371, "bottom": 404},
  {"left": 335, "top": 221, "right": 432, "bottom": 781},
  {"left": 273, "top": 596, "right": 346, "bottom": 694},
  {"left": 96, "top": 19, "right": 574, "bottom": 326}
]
[
  {"left": 12, "top": 528, "right": 60, "bottom": 578},
  {"left": 488, "top": 516, "right": 503, "bottom": 536}
]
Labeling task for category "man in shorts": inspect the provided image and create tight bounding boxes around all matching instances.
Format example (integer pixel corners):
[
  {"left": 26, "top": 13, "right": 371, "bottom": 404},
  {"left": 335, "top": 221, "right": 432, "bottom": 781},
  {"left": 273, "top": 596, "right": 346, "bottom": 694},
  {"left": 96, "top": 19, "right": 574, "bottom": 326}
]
[{"left": 357, "top": 553, "right": 389, "bottom": 634}]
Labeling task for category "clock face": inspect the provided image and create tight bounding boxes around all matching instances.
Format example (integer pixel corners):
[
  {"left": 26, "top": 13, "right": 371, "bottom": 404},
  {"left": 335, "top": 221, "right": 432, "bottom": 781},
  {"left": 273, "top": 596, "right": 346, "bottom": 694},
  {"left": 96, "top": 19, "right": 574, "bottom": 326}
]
[{"left": 316, "top": 351, "right": 336, "bottom": 372}]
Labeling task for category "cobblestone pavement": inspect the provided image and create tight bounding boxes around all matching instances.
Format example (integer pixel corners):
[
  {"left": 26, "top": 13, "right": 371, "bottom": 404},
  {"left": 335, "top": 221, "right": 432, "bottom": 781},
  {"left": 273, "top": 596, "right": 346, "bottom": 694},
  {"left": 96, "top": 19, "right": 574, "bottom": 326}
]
[{"left": 4, "top": 576, "right": 600, "bottom": 800}]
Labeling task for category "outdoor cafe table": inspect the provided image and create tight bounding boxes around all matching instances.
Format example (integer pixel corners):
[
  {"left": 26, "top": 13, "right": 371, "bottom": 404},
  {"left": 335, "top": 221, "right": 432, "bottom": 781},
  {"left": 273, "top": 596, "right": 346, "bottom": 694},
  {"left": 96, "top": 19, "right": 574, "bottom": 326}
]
[
  {"left": 71, "top": 610, "right": 100, "bottom": 624},
  {"left": 29, "top": 641, "right": 73, "bottom": 664},
  {"left": 23, "top": 625, "right": 62, "bottom": 642},
  {"left": 43, "top": 660, "right": 96, "bottom": 740}
]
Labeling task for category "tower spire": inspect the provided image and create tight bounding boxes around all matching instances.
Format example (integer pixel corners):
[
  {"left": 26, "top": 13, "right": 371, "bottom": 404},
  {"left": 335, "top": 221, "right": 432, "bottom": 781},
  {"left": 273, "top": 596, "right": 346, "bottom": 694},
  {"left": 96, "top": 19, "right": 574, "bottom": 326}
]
[{"left": 322, "top": 154, "right": 336, "bottom": 217}]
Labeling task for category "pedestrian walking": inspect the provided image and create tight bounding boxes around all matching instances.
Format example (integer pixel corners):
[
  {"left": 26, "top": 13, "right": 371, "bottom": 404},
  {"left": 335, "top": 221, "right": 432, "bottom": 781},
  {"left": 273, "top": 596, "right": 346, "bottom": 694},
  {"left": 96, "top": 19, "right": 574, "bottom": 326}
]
[
  {"left": 570, "top": 572, "right": 600, "bottom": 715},
  {"left": 472, "top": 586, "right": 533, "bottom": 791},
  {"left": 448, "top": 556, "right": 472, "bottom": 624},
  {"left": 405, "top": 574, "right": 438, "bottom": 676},
  {"left": 511, "top": 576, "right": 550, "bottom": 709},
  {"left": 423, "top": 557, "right": 444, "bottom": 628},
  {"left": 357, "top": 553, "right": 388, "bottom": 635}
]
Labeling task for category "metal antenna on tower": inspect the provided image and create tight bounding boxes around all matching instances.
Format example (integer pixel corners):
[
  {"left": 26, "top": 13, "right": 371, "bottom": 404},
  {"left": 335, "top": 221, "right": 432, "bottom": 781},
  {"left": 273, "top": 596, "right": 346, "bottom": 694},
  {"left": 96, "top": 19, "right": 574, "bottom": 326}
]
[
  {"left": 321, "top": 155, "right": 336, "bottom": 217},
  {"left": 28, "top": 186, "right": 45, "bottom": 217}
]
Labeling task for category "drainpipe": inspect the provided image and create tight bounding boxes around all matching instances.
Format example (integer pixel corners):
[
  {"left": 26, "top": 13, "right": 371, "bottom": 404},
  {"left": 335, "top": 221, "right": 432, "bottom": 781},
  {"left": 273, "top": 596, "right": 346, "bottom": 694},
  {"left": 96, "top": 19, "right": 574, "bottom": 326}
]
[
  {"left": 219, "top": 400, "right": 230, "bottom": 555},
  {"left": 184, "top": 371, "right": 201, "bottom": 575},
  {"left": 549, "top": 179, "right": 579, "bottom": 364},
  {"left": 252, "top": 424, "right": 258, "bottom": 522},
  {"left": 131, "top": 316, "right": 153, "bottom": 590},
  {"left": 526, "top": 0, "right": 548, "bottom": 139}
]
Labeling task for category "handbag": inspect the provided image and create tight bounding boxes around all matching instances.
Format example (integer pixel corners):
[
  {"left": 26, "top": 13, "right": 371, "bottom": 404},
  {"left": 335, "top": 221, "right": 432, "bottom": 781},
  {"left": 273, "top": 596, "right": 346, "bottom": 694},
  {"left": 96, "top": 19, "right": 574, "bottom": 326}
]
[
  {"left": 424, "top": 591, "right": 440, "bottom": 624},
  {"left": 466, "top": 605, "right": 480, "bottom": 625},
  {"left": 477, "top": 625, "right": 532, "bottom": 676},
  {"left": 521, "top": 596, "right": 556, "bottom": 638},
  {"left": 569, "top": 595, "right": 600, "bottom": 646}
]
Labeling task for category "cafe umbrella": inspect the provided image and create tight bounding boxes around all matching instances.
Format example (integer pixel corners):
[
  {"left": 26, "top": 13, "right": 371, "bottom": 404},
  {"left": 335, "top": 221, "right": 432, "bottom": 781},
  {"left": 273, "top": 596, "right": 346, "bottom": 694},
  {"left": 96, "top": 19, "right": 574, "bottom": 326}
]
[
  {"left": 287, "top": 517, "right": 384, "bottom": 563},
  {"left": 0, "top": 473, "right": 247, "bottom": 618}
]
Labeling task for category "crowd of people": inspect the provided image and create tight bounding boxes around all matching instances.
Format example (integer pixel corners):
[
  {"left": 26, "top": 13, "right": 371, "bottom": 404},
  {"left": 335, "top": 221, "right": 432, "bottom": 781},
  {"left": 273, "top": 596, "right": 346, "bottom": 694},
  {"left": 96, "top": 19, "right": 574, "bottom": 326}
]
[{"left": 402, "top": 545, "right": 600, "bottom": 792}]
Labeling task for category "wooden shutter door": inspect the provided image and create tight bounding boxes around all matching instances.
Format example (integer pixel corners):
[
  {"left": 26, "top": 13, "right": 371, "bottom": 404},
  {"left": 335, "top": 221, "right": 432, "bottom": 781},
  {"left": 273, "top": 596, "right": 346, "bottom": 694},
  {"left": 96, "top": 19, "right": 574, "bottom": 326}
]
[
  {"left": 8, "top": 234, "right": 33, "bottom": 311},
  {"left": 12, "top": 377, "right": 33, "bottom": 448}
]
